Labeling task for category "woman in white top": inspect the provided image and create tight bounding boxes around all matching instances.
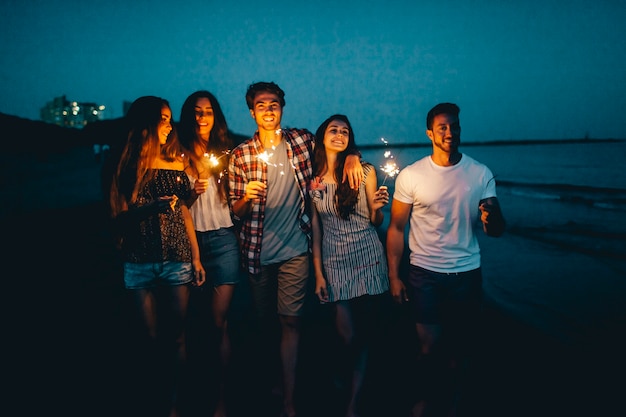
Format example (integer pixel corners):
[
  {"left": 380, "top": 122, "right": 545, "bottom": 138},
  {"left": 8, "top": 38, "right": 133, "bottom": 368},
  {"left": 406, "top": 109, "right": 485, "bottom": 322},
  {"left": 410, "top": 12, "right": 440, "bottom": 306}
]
[{"left": 178, "top": 90, "right": 240, "bottom": 417}]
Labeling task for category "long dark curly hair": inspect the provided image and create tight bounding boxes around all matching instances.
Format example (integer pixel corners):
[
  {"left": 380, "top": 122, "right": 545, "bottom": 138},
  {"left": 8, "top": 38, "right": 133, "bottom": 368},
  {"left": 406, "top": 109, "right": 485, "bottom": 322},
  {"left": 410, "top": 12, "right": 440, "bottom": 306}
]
[
  {"left": 178, "top": 90, "right": 233, "bottom": 202},
  {"left": 313, "top": 114, "right": 360, "bottom": 220}
]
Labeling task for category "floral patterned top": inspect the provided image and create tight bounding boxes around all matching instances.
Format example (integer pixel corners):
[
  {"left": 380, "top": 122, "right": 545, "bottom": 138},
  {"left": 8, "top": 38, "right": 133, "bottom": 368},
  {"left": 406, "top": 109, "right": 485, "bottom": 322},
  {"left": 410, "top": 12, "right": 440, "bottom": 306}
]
[{"left": 122, "top": 169, "right": 193, "bottom": 264}]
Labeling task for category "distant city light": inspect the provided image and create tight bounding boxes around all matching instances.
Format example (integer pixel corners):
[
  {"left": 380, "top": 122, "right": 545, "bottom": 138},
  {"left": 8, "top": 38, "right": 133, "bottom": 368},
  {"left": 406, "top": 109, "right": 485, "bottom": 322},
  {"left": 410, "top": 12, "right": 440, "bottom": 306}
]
[{"left": 41, "top": 95, "right": 108, "bottom": 129}]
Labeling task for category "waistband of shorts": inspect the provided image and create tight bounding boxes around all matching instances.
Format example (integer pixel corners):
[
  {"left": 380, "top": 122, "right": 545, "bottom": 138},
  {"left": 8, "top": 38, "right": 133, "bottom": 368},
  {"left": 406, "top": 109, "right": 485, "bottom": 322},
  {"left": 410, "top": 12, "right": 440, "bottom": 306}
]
[
  {"left": 411, "top": 264, "right": 479, "bottom": 276},
  {"left": 196, "top": 226, "right": 234, "bottom": 234}
]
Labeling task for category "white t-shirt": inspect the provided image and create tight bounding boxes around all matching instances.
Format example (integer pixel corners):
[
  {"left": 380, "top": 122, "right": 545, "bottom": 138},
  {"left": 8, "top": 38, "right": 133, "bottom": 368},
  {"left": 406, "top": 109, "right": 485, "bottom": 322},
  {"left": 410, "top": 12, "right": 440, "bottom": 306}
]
[{"left": 393, "top": 153, "right": 496, "bottom": 273}]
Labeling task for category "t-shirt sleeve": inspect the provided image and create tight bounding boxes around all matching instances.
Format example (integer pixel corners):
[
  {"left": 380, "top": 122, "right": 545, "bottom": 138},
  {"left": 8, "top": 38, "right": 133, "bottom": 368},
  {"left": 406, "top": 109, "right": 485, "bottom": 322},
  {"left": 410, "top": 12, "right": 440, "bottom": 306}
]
[{"left": 393, "top": 168, "right": 413, "bottom": 204}]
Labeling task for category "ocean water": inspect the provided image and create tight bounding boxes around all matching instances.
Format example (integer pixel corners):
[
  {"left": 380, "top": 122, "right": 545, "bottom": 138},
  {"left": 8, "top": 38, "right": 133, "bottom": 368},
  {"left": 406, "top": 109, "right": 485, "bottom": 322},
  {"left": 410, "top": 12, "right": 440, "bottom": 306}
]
[
  {"left": 361, "top": 140, "right": 626, "bottom": 258},
  {"left": 2, "top": 140, "right": 625, "bottom": 258},
  {"left": 362, "top": 139, "right": 626, "bottom": 191}
]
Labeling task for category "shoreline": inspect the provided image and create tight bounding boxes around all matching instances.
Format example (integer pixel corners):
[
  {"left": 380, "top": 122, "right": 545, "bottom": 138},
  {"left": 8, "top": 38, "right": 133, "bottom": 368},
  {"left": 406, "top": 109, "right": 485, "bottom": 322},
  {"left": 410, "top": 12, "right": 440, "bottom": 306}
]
[{"left": 358, "top": 137, "right": 626, "bottom": 150}]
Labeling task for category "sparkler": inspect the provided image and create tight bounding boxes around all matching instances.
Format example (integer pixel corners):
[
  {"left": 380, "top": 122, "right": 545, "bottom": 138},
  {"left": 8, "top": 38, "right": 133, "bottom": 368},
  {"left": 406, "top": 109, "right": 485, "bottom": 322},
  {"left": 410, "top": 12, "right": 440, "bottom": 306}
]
[
  {"left": 256, "top": 151, "right": 286, "bottom": 175},
  {"left": 201, "top": 150, "right": 230, "bottom": 182},
  {"left": 256, "top": 151, "right": 276, "bottom": 166},
  {"left": 255, "top": 129, "right": 286, "bottom": 175},
  {"left": 203, "top": 152, "right": 220, "bottom": 168},
  {"left": 379, "top": 137, "right": 400, "bottom": 185}
]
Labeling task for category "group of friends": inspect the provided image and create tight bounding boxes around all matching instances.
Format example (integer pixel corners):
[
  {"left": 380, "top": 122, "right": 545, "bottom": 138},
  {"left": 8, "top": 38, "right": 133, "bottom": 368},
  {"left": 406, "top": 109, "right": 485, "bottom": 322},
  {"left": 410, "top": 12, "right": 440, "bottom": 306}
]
[{"left": 106, "top": 81, "right": 506, "bottom": 417}]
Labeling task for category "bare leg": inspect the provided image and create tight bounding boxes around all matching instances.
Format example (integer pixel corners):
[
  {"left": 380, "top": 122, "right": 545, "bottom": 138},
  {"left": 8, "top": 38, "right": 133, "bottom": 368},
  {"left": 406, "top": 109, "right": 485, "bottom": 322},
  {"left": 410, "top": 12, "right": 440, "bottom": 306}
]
[
  {"left": 129, "top": 288, "right": 159, "bottom": 415},
  {"left": 131, "top": 288, "right": 158, "bottom": 341},
  {"left": 279, "top": 314, "right": 300, "bottom": 417},
  {"left": 163, "top": 284, "right": 191, "bottom": 417},
  {"left": 211, "top": 284, "right": 236, "bottom": 417},
  {"left": 336, "top": 301, "right": 366, "bottom": 417},
  {"left": 412, "top": 323, "right": 446, "bottom": 417}
]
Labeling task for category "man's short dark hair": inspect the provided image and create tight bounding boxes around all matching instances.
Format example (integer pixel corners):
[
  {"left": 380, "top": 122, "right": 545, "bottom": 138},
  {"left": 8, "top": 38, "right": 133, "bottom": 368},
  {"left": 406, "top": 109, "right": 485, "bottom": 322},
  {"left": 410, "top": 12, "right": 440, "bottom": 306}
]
[
  {"left": 426, "top": 103, "right": 460, "bottom": 130},
  {"left": 245, "top": 81, "right": 286, "bottom": 110}
]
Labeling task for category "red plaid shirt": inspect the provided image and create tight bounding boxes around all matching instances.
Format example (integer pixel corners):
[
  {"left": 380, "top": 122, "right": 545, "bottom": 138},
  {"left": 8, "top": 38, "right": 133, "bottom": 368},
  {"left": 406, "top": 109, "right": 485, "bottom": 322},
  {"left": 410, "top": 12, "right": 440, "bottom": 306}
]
[{"left": 228, "top": 128, "right": 314, "bottom": 275}]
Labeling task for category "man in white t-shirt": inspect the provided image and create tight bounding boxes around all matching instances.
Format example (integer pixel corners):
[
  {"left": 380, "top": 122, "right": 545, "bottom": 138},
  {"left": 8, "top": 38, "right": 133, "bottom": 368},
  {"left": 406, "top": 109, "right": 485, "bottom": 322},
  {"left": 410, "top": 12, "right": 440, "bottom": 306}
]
[{"left": 386, "top": 102, "right": 505, "bottom": 417}]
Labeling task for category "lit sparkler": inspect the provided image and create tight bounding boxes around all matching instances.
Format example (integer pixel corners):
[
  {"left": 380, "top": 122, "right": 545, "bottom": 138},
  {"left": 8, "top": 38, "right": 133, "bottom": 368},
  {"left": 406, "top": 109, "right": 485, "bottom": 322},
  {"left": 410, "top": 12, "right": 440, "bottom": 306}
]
[
  {"left": 255, "top": 130, "right": 286, "bottom": 175},
  {"left": 379, "top": 137, "right": 400, "bottom": 185},
  {"left": 203, "top": 152, "right": 220, "bottom": 168},
  {"left": 256, "top": 151, "right": 286, "bottom": 175},
  {"left": 201, "top": 150, "right": 230, "bottom": 182},
  {"left": 256, "top": 151, "right": 274, "bottom": 166}
]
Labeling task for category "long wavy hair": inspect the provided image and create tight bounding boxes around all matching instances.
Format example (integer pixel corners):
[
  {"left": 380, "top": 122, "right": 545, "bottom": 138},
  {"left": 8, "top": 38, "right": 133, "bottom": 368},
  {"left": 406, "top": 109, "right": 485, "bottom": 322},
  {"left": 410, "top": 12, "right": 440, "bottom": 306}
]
[
  {"left": 313, "top": 114, "right": 360, "bottom": 220},
  {"left": 178, "top": 90, "right": 233, "bottom": 202},
  {"left": 109, "top": 96, "right": 179, "bottom": 217}
]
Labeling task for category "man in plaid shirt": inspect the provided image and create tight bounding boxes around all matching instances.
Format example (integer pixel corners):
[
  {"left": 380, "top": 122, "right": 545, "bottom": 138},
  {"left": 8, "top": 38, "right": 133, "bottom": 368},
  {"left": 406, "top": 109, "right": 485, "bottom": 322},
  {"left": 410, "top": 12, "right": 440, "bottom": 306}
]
[{"left": 228, "top": 81, "right": 362, "bottom": 417}]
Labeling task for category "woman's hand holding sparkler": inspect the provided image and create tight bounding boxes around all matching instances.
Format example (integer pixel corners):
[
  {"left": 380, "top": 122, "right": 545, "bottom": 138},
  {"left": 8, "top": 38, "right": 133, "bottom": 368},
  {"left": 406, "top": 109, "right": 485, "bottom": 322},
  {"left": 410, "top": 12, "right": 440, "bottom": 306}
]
[
  {"left": 372, "top": 185, "right": 390, "bottom": 211},
  {"left": 193, "top": 178, "right": 209, "bottom": 196}
]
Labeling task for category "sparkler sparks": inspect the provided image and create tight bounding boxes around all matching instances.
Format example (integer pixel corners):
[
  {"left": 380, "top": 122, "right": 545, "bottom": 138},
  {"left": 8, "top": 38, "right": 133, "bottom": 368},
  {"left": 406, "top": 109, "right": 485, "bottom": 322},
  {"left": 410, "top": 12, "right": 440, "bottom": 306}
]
[
  {"left": 203, "top": 152, "right": 220, "bottom": 168},
  {"left": 256, "top": 151, "right": 286, "bottom": 175},
  {"left": 256, "top": 151, "right": 275, "bottom": 166},
  {"left": 200, "top": 150, "right": 230, "bottom": 182},
  {"left": 379, "top": 137, "right": 400, "bottom": 185}
]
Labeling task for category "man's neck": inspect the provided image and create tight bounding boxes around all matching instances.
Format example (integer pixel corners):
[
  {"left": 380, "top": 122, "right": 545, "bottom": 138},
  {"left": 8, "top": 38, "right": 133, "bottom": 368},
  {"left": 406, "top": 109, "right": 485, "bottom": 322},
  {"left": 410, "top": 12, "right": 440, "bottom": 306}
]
[
  {"left": 259, "top": 127, "right": 283, "bottom": 149},
  {"left": 431, "top": 150, "right": 462, "bottom": 167}
]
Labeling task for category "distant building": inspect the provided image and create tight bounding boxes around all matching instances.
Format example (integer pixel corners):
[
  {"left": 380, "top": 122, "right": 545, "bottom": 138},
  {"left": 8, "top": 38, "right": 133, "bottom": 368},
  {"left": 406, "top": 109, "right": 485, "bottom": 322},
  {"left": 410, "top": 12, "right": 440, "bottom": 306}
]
[{"left": 40, "top": 95, "right": 107, "bottom": 128}]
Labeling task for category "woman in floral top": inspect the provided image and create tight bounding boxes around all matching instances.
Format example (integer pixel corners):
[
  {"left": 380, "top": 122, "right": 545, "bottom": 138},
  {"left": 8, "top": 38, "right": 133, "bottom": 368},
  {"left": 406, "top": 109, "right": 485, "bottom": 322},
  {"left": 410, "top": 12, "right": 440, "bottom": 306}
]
[{"left": 109, "top": 95, "right": 205, "bottom": 417}]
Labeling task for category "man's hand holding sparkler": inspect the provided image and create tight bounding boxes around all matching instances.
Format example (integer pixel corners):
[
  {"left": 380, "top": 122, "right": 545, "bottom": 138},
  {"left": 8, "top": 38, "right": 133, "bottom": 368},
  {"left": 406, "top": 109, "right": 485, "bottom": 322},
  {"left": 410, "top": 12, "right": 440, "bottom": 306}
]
[
  {"left": 479, "top": 197, "right": 506, "bottom": 237},
  {"left": 244, "top": 180, "right": 267, "bottom": 204},
  {"left": 232, "top": 180, "right": 266, "bottom": 218}
]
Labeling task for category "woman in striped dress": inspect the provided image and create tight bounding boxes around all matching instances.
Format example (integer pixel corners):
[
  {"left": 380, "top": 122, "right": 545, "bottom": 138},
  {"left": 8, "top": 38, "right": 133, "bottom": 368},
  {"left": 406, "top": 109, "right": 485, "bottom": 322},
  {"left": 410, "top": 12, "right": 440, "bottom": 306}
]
[{"left": 310, "top": 114, "right": 390, "bottom": 417}]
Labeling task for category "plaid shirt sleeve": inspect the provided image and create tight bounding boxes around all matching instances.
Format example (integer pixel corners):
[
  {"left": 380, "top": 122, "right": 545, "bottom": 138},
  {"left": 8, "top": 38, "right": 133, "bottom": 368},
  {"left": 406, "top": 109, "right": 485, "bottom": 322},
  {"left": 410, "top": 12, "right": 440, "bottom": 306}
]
[
  {"left": 228, "top": 138, "right": 266, "bottom": 275},
  {"left": 283, "top": 128, "right": 314, "bottom": 238}
]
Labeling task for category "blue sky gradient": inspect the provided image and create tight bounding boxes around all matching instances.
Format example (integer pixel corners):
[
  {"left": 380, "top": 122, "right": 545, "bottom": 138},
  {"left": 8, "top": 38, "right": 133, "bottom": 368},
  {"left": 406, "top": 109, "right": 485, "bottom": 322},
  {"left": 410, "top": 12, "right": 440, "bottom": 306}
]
[{"left": 1, "top": 0, "right": 625, "bottom": 145}]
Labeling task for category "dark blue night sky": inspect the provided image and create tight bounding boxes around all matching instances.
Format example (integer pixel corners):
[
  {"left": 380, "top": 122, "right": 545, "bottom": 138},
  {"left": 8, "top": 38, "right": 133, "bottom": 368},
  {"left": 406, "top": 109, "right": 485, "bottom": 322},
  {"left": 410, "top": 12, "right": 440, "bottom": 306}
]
[{"left": 2, "top": 0, "right": 625, "bottom": 144}]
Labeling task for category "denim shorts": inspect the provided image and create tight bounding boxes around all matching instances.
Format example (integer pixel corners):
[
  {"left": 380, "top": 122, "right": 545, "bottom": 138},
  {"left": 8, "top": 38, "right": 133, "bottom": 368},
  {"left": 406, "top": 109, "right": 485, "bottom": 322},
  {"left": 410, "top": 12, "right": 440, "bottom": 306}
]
[
  {"left": 123, "top": 261, "right": 193, "bottom": 289},
  {"left": 406, "top": 264, "right": 482, "bottom": 325},
  {"left": 196, "top": 227, "right": 241, "bottom": 287}
]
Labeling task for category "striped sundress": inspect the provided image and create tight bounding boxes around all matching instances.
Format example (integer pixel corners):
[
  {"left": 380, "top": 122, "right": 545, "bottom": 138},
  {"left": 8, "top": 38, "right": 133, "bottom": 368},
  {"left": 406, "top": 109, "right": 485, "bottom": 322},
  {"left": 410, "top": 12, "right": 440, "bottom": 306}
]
[{"left": 311, "top": 163, "right": 389, "bottom": 302}]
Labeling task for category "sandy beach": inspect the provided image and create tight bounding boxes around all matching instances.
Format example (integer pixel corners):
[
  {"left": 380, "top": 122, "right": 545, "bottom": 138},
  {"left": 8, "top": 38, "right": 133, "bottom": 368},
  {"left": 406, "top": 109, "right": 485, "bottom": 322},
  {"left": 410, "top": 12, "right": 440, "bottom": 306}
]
[{"left": 2, "top": 145, "right": 624, "bottom": 417}]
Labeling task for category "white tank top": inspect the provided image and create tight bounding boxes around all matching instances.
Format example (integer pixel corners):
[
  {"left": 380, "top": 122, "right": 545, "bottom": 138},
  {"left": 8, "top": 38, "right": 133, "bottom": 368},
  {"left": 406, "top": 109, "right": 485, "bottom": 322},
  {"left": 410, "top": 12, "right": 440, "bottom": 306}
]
[{"left": 187, "top": 174, "right": 234, "bottom": 232}]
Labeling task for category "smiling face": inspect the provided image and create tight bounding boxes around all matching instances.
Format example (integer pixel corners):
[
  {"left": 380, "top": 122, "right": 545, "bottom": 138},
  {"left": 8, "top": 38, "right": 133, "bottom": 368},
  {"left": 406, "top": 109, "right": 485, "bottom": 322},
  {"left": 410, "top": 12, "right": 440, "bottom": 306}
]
[
  {"left": 194, "top": 96, "right": 214, "bottom": 139},
  {"left": 426, "top": 113, "right": 461, "bottom": 155},
  {"left": 250, "top": 91, "right": 283, "bottom": 134},
  {"left": 323, "top": 119, "right": 350, "bottom": 153},
  {"left": 158, "top": 105, "right": 173, "bottom": 145}
]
